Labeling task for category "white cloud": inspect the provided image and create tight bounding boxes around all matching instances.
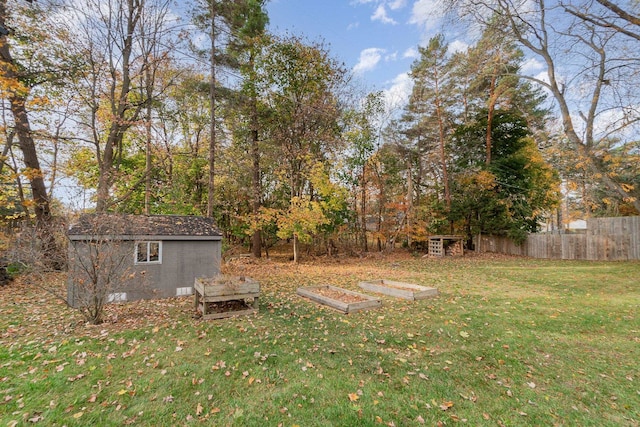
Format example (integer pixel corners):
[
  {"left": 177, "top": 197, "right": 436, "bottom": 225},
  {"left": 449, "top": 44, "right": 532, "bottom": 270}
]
[
  {"left": 347, "top": 21, "right": 360, "bottom": 30},
  {"left": 409, "top": 0, "right": 445, "bottom": 31},
  {"left": 521, "top": 57, "right": 545, "bottom": 76},
  {"left": 403, "top": 47, "right": 419, "bottom": 59},
  {"left": 353, "top": 48, "right": 386, "bottom": 74},
  {"left": 534, "top": 71, "right": 550, "bottom": 85},
  {"left": 385, "top": 51, "right": 398, "bottom": 62},
  {"left": 383, "top": 72, "right": 414, "bottom": 111},
  {"left": 388, "top": 0, "right": 407, "bottom": 10},
  {"left": 448, "top": 40, "right": 469, "bottom": 54},
  {"left": 372, "top": 4, "right": 397, "bottom": 24}
]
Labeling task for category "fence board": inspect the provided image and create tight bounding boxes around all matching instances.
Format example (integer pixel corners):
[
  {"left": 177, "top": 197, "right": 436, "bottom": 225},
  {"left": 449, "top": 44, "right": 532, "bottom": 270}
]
[{"left": 478, "top": 216, "right": 640, "bottom": 261}]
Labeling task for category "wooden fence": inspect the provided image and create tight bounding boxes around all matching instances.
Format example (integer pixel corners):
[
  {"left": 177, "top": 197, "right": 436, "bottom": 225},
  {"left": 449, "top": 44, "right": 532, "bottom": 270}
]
[{"left": 477, "top": 216, "right": 640, "bottom": 261}]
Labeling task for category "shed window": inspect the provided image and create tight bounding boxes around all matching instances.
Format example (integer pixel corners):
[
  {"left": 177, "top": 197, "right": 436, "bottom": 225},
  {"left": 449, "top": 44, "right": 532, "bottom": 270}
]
[{"left": 135, "top": 241, "right": 162, "bottom": 264}]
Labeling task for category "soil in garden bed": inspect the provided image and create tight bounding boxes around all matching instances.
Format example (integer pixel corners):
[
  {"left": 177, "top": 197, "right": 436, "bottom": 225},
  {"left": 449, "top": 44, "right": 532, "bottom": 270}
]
[{"left": 313, "top": 287, "right": 369, "bottom": 303}]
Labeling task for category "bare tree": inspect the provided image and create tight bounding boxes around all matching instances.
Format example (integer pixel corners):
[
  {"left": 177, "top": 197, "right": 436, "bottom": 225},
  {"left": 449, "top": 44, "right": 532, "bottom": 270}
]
[
  {"left": 454, "top": 0, "right": 640, "bottom": 213},
  {"left": 62, "top": 0, "right": 177, "bottom": 212},
  {"left": 562, "top": 0, "right": 640, "bottom": 42},
  {"left": 66, "top": 215, "right": 148, "bottom": 324},
  {"left": 7, "top": 215, "right": 149, "bottom": 325}
]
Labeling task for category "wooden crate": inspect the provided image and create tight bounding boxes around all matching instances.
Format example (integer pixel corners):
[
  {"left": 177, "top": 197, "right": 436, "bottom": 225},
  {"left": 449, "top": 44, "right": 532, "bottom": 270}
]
[
  {"left": 359, "top": 279, "right": 438, "bottom": 301},
  {"left": 194, "top": 276, "right": 259, "bottom": 320},
  {"left": 428, "top": 235, "right": 464, "bottom": 257},
  {"left": 297, "top": 285, "right": 382, "bottom": 314}
]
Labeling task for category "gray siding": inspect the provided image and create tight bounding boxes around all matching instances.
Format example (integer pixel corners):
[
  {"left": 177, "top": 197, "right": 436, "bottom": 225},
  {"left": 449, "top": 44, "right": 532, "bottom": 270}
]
[
  {"left": 68, "top": 239, "right": 221, "bottom": 306},
  {"left": 135, "top": 240, "right": 221, "bottom": 298}
]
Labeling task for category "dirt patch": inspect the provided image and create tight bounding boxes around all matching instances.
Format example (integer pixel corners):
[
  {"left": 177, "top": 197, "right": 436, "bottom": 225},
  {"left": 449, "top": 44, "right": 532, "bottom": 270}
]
[{"left": 313, "top": 287, "right": 368, "bottom": 303}]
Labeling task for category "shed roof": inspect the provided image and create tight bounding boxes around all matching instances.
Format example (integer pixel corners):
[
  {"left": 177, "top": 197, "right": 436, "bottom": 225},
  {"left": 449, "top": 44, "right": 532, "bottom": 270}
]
[{"left": 68, "top": 214, "right": 222, "bottom": 241}]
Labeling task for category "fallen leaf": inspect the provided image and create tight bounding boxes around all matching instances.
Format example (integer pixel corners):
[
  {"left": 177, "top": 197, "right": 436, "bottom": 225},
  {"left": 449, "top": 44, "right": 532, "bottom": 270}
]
[
  {"left": 196, "top": 403, "right": 203, "bottom": 416},
  {"left": 460, "top": 331, "right": 470, "bottom": 338},
  {"left": 73, "top": 412, "right": 84, "bottom": 419},
  {"left": 28, "top": 414, "right": 44, "bottom": 423},
  {"left": 439, "top": 401, "right": 454, "bottom": 411},
  {"left": 348, "top": 393, "right": 359, "bottom": 402}
]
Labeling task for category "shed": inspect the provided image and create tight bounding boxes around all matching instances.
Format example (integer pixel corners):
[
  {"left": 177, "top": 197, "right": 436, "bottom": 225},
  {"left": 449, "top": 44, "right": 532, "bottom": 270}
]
[{"left": 67, "top": 214, "right": 222, "bottom": 307}]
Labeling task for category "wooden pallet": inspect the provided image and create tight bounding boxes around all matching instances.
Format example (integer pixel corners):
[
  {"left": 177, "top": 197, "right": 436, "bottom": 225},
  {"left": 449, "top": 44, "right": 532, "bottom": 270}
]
[
  {"left": 194, "top": 276, "right": 259, "bottom": 320},
  {"left": 359, "top": 279, "right": 438, "bottom": 301}
]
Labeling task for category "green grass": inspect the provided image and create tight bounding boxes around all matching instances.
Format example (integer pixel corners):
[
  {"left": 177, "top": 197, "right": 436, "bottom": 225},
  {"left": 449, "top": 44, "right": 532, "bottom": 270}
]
[{"left": 1, "top": 254, "right": 639, "bottom": 426}]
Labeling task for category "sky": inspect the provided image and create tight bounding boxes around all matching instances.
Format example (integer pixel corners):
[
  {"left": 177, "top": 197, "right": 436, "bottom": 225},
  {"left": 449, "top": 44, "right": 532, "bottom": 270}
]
[{"left": 265, "top": 0, "right": 464, "bottom": 111}]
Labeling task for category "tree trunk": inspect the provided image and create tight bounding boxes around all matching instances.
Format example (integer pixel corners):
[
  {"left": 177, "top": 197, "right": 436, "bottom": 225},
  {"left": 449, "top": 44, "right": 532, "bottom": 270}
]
[
  {"left": 406, "top": 160, "right": 413, "bottom": 248},
  {"left": 0, "top": 2, "right": 51, "bottom": 226},
  {"left": 360, "top": 165, "right": 368, "bottom": 252},
  {"left": 95, "top": 0, "right": 142, "bottom": 212},
  {"left": 435, "top": 97, "right": 451, "bottom": 209},
  {"left": 485, "top": 73, "right": 498, "bottom": 165},
  {"left": 292, "top": 234, "right": 299, "bottom": 263},
  {"left": 250, "top": 55, "right": 262, "bottom": 258},
  {"left": 207, "top": 1, "right": 216, "bottom": 218}
]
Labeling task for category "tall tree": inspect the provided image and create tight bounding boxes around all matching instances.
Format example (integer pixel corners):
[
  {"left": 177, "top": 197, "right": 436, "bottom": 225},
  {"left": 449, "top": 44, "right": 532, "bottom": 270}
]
[
  {"left": 450, "top": 109, "right": 560, "bottom": 243},
  {"left": 258, "top": 34, "right": 346, "bottom": 259},
  {"left": 343, "top": 91, "right": 384, "bottom": 251},
  {"left": 191, "top": 0, "right": 259, "bottom": 218},
  {"left": 230, "top": 0, "right": 269, "bottom": 257},
  {"left": 466, "top": 24, "right": 522, "bottom": 164},
  {"left": 405, "top": 34, "right": 454, "bottom": 210},
  {"left": 63, "top": 0, "right": 176, "bottom": 213},
  {"left": 0, "top": 0, "right": 50, "bottom": 225},
  {"left": 453, "top": 0, "right": 640, "bottom": 213}
]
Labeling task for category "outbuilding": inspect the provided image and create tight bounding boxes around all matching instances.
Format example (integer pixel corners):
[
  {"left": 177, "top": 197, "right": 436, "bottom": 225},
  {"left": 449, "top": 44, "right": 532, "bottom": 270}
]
[{"left": 67, "top": 214, "right": 222, "bottom": 307}]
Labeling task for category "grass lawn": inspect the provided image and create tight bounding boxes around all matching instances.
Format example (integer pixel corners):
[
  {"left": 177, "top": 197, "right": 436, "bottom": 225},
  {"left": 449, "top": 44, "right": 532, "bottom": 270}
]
[{"left": 1, "top": 252, "right": 639, "bottom": 426}]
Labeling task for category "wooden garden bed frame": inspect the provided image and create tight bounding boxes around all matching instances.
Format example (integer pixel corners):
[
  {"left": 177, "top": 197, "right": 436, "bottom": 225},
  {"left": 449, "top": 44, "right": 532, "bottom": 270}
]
[
  {"left": 194, "top": 276, "right": 259, "bottom": 320},
  {"left": 359, "top": 279, "right": 438, "bottom": 301},
  {"left": 296, "top": 285, "right": 382, "bottom": 314}
]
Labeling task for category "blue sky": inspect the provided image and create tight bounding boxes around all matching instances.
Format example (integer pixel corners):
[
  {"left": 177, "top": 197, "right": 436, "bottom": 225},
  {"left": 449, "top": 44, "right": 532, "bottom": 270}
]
[{"left": 266, "top": 0, "right": 463, "bottom": 110}]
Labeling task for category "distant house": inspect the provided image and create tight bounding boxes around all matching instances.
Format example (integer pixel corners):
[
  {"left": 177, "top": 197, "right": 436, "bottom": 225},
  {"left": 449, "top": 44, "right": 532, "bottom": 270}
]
[{"left": 67, "top": 214, "right": 222, "bottom": 307}]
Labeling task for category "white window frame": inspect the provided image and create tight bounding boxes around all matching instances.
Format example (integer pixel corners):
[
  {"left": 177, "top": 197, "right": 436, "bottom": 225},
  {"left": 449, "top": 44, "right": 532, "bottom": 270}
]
[
  {"left": 108, "top": 292, "right": 127, "bottom": 303},
  {"left": 176, "top": 286, "right": 193, "bottom": 296},
  {"left": 134, "top": 241, "right": 162, "bottom": 265}
]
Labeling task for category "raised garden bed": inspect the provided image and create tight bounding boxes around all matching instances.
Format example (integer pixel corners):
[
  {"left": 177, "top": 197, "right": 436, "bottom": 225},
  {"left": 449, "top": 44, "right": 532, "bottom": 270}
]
[
  {"left": 358, "top": 279, "right": 438, "bottom": 301},
  {"left": 194, "top": 276, "right": 259, "bottom": 319},
  {"left": 296, "top": 285, "right": 382, "bottom": 314}
]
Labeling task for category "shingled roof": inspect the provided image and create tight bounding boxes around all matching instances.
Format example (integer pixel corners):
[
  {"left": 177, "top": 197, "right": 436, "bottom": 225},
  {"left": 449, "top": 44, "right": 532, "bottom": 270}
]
[{"left": 68, "top": 214, "right": 222, "bottom": 240}]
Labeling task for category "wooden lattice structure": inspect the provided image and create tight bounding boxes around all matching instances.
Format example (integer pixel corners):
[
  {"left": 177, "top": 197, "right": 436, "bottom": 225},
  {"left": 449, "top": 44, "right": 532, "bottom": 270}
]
[{"left": 428, "top": 235, "right": 464, "bottom": 257}]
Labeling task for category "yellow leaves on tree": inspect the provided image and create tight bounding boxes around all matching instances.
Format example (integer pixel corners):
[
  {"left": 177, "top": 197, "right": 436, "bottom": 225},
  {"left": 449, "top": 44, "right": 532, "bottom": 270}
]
[
  {"left": 277, "top": 196, "right": 328, "bottom": 244},
  {"left": 459, "top": 170, "right": 497, "bottom": 192},
  {"left": 0, "top": 68, "right": 29, "bottom": 98}
]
